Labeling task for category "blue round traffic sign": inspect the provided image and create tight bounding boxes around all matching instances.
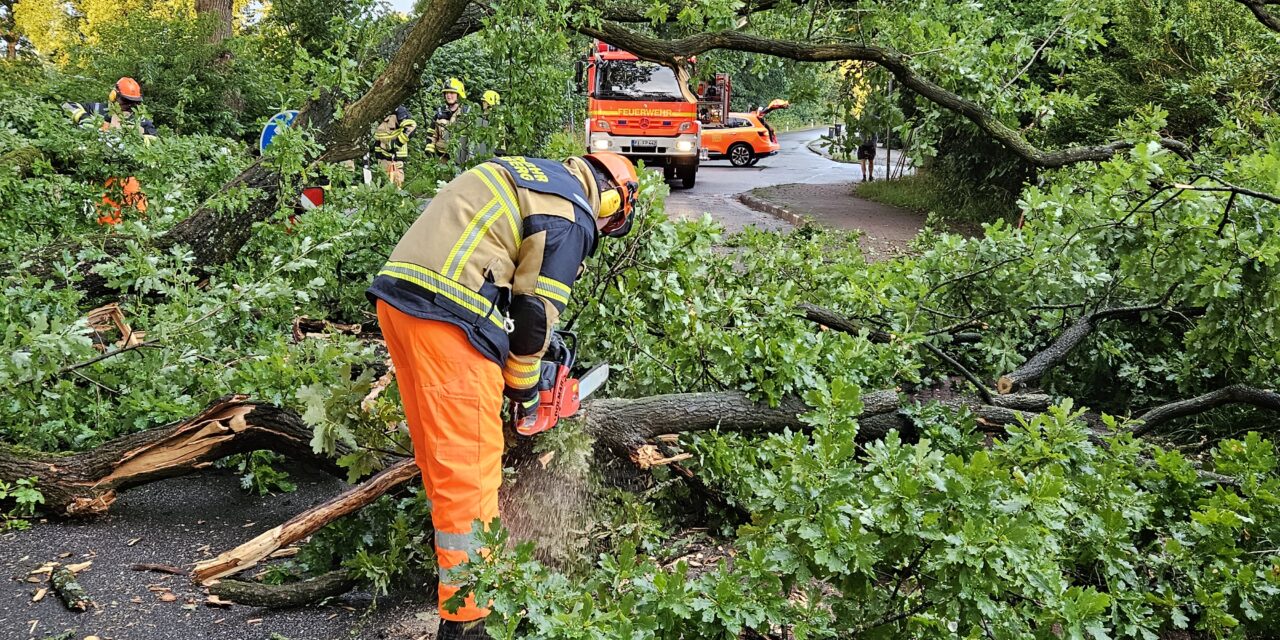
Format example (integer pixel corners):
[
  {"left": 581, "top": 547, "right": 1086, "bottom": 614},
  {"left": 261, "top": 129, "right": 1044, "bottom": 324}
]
[{"left": 259, "top": 110, "right": 300, "bottom": 154}]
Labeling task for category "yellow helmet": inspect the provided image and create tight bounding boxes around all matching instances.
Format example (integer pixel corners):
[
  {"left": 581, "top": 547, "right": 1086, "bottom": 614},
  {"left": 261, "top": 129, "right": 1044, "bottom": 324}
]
[
  {"left": 482, "top": 90, "right": 501, "bottom": 107},
  {"left": 443, "top": 77, "right": 466, "bottom": 99}
]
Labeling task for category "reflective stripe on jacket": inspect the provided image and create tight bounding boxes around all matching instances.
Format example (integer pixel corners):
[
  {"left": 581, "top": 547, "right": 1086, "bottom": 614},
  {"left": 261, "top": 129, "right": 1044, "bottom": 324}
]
[
  {"left": 367, "top": 156, "right": 600, "bottom": 396},
  {"left": 66, "top": 102, "right": 158, "bottom": 137},
  {"left": 374, "top": 112, "right": 417, "bottom": 160}
]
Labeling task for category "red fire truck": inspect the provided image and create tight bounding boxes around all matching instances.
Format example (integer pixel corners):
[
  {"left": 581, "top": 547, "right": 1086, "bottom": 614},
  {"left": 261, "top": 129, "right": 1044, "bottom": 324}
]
[{"left": 580, "top": 41, "right": 701, "bottom": 189}]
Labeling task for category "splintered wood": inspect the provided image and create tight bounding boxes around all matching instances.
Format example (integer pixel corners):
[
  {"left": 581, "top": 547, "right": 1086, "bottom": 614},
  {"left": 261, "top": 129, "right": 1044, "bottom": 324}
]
[
  {"left": 86, "top": 302, "right": 144, "bottom": 349},
  {"left": 630, "top": 444, "right": 693, "bottom": 470},
  {"left": 361, "top": 359, "right": 396, "bottom": 412},
  {"left": 97, "top": 399, "right": 254, "bottom": 486},
  {"left": 291, "top": 316, "right": 364, "bottom": 342}
]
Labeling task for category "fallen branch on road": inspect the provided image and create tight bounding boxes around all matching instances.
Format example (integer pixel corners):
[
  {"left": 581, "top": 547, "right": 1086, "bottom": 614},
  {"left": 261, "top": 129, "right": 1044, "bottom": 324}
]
[{"left": 0, "top": 396, "right": 343, "bottom": 516}]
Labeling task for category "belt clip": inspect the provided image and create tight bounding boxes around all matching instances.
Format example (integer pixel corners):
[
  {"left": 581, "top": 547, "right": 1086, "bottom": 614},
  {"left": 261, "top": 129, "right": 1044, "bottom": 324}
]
[{"left": 503, "top": 314, "right": 515, "bottom": 334}]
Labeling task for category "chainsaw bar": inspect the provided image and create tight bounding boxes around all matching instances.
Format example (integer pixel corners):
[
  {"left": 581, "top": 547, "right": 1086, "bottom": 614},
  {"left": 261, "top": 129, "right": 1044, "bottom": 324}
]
[{"left": 573, "top": 364, "right": 610, "bottom": 408}]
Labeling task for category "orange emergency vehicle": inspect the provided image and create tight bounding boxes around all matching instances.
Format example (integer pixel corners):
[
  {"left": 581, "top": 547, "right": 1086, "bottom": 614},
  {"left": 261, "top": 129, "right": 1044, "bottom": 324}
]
[
  {"left": 581, "top": 41, "right": 702, "bottom": 188},
  {"left": 699, "top": 74, "right": 790, "bottom": 167}
]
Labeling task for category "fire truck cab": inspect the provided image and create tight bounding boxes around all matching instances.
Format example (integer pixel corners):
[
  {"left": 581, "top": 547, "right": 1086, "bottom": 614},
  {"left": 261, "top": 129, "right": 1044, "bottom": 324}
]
[{"left": 580, "top": 41, "right": 701, "bottom": 189}]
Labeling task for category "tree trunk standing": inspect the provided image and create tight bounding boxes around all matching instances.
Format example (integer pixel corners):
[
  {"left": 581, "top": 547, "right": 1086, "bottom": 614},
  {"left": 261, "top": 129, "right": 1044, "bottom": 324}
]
[
  {"left": 3, "top": 0, "right": 18, "bottom": 59},
  {"left": 195, "top": 0, "right": 234, "bottom": 45}
]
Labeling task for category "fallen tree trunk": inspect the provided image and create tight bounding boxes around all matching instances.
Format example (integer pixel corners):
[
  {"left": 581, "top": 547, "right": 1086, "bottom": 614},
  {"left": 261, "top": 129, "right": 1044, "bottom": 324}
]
[
  {"left": 0, "top": 396, "right": 341, "bottom": 516},
  {"left": 193, "top": 387, "right": 1053, "bottom": 584},
  {"left": 208, "top": 570, "right": 358, "bottom": 608}
]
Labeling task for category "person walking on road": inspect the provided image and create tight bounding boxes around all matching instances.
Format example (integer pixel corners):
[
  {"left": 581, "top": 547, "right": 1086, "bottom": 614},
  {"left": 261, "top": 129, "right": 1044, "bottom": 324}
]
[
  {"left": 366, "top": 151, "right": 639, "bottom": 640},
  {"left": 856, "top": 137, "right": 877, "bottom": 182}
]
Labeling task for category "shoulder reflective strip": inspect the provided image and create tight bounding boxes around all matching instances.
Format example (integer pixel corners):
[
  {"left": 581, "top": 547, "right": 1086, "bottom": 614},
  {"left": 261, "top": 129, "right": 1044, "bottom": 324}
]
[
  {"left": 474, "top": 163, "right": 522, "bottom": 243},
  {"left": 435, "top": 529, "right": 481, "bottom": 552},
  {"left": 379, "top": 263, "right": 504, "bottom": 329},
  {"left": 445, "top": 198, "right": 508, "bottom": 280},
  {"left": 442, "top": 196, "right": 500, "bottom": 279}
]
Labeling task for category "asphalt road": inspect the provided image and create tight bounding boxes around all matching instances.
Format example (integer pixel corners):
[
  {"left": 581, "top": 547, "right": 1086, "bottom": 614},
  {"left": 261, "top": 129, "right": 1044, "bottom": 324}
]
[
  {"left": 662, "top": 127, "right": 854, "bottom": 233},
  {"left": 3, "top": 465, "right": 438, "bottom": 640}
]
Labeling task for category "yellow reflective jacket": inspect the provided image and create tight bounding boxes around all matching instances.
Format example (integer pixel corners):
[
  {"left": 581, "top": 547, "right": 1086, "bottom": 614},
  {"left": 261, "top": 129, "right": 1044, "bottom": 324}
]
[{"left": 367, "top": 156, "right": 601, "bottom": 398}]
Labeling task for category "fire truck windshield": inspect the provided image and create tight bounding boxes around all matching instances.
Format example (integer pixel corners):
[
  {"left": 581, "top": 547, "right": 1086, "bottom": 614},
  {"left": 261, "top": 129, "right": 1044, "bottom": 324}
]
[{"left": 594, "top": 60, "right": 685, "bottom": 101}]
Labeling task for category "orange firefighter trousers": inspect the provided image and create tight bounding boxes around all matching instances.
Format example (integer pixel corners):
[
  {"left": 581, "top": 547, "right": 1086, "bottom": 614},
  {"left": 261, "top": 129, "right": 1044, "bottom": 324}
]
[
  {"left": 377, "top": 301, "right": 503, "bottom": 622},
  {"left": 98, "top": 176, "right": 147, "bottom": 225}
]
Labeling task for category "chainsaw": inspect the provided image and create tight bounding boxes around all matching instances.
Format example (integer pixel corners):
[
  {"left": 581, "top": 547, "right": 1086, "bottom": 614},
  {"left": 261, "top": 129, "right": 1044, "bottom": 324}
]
[{"left": 508, "top": 330, "right": 609, "bottom": 437}]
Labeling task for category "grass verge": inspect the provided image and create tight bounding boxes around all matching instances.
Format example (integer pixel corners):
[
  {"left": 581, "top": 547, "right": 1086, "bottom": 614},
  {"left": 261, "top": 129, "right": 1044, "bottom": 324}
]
[{"left": 854, "top": 172, "right": 1015, "bottom": 224}]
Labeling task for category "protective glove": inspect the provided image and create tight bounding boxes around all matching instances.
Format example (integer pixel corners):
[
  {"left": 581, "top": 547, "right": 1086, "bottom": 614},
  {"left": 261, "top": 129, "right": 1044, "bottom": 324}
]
[{"left": 508, "top": 393, "right": 540, "bottom": 434}]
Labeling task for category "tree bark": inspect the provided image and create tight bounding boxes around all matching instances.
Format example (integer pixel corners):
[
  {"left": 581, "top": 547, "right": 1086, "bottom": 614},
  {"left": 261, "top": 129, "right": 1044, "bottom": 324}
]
[
  {"left": 208, "top": 570, "right": 359, "bottom": 608},
  {"left": 196, "top": 0, "right": 234, "bottom": 44},
  {"left": 996, "top": 304, "right": 1169, "bottom": 394},
  {"left": 798, "top": 303, "right": 894, "bottom": 343},
  {"left": 1237, "top": 0, "right": 1280, "bottom": 32},
  {"left": 0, "top": 396, "right": 341, "bottom": 516},
  {"left": 51, "top": 567, "right": 91, "bottom": 611},
  {"left": 1132, "top": 385, "right": 1280, "bottom": 436}
]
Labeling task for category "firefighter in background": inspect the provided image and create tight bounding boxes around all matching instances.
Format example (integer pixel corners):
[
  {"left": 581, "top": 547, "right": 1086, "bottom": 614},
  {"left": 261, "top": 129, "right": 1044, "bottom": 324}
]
[
  {"left": 468, "top": 90, "right": 504, "bottom": 160},
  {"left": 481, "top": 89, "right": 501, "bottom": 114},
  {"left": 373, "top": 105, "right": 417, "bottom": 187},
  {"left": 366, "top": 151, "right": 639, "bottom": 640},
  {"left": 426, "top": 77, "right": 467, "bottom": 158},
  {"left": 64, "top": 77, "right": 157, "bottom": 226}
]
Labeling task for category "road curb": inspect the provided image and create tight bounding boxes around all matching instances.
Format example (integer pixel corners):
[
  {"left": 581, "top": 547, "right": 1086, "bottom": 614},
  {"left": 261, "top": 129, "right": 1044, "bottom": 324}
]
[
  {"left": 738, "top": 192, "right": 806, "bottom": 227},
  {"left": 807, "top": 139, "right": 856, "bottom": 164}
]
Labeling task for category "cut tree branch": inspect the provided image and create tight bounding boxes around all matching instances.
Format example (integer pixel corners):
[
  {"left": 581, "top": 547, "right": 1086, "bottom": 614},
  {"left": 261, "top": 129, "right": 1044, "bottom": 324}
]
[
  {"left": 208, "top": 570, "right": 359, "bottom": 608},
  {"left": 580, "top": 22, "right": 1190, "bottom": 168},
  {"left": 193, "top": 458, "right": 419, "bottom": 583}
]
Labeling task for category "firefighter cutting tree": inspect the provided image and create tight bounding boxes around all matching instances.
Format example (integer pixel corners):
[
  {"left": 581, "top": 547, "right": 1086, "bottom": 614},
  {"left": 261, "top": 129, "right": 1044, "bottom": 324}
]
[{"left": 365, "top": 151, "right": 638, "bottom": 640}]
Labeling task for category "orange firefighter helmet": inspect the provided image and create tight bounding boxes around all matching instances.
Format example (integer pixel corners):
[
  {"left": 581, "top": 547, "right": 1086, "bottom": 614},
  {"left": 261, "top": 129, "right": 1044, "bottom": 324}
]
[
  {"left": 582, "top": 151, "right": 639, "bottom": 237},
  {"left": 112, "top": 77, "right": 143, "bottom": 103}
]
